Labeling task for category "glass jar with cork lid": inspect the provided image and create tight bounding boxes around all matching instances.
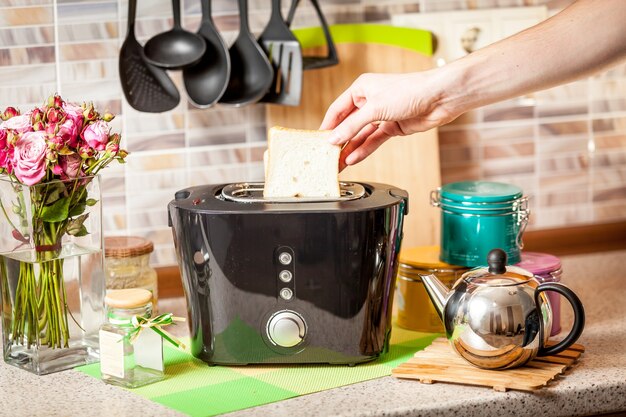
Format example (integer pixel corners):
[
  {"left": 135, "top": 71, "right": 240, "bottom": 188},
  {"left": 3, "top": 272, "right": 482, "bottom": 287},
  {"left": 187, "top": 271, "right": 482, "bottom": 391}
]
[
  {"left": 395, "top": 245, "right": 469, "bottom": 333},
  {"left": 99, "top": 288, "right": 164, "bottom": 388},
  {"left": 104, "top": 236, "right": 158, "bottom": 310}
]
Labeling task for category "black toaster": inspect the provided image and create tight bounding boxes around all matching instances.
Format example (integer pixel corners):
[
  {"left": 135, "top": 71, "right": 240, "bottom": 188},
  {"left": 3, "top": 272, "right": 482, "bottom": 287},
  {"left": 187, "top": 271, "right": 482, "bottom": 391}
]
[{"left": 168, "top": 181, "right": 408, "bottom": 365}]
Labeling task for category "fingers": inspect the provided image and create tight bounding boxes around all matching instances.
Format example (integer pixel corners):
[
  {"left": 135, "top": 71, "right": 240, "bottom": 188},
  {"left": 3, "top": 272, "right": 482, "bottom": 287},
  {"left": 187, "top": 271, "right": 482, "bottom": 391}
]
[
  {"left": 321, "top": 75, "right": 380, "bottom": 145},
  {"left": 320, "top": 89, "right": 357, "bottom": 131},
  {"left": 338, "top": 123, "right": 378, "bottom": 172},
  {"left": 344, "top": 128, "right": 392, "bottom": 166},
  {"left": 339, "top": 140, "right": 360, "bottom": 172},
  {"left": 328, "top": 103, "right": 378, "bottom": 145}
]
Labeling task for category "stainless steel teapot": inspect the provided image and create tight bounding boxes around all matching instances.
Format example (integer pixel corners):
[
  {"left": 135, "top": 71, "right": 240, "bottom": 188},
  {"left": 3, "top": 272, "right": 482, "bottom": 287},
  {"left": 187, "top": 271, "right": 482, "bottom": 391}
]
[{"left": 421, "top": 248, "right": 585, "bottom": 369}]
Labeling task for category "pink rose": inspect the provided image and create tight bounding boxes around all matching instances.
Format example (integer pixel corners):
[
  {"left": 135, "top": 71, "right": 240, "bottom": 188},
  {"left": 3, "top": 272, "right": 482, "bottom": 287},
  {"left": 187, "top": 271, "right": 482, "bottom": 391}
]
[
  {"left": 51, "top": 164, "right": 63, "bottom": 176},
  {"left": 1, "top": 114, "right": 33, "bottom": 133},
  {"left": 81, "top": 120, "right": 109, "bottom": 151},
  {"left": 48, "top": 135, "right": 63, "bottom": 149},
  {"left": 105, "top": 141, "right": 119, "bottom": 155},
  {"left": 45, "top": 122, "right": 57, "bottom": 134},
  {"left": 47, "top": 94, "right": 64, "bottom": 109},
  {"left": 83, "top": 104, "right": 97, "bottom": 121},
  {"left": 62, "top": 103, "right": 84, "bottom": 129},
  {"left": 58, "top": 118, "right": 80, "bottom": 148},
  {"left": 0, "top": 129, "right": 11, "bottom": 171},
  {"left": 2, "top": 107, "right": 19, "bottom": 120},
  {"left": 45, "top": 107, "right": 64, "bottom": 124},
  {"left": 30, "top": 108, "right": 44, "bottom": 124},
  {"left": 78, "top": 143, "right": 94, "bottom": 159},
  {"left": 0, "top": 147, "right": 14, "bottom": 172},
  {"left": 59, "top": 154, "right": 82, "bottom": 178},
  {"left": 13, "top": 131, "right": 48, "bottom": 185},
  {"left": 0, "top": 149, "right": 13, "bottom": 174}
]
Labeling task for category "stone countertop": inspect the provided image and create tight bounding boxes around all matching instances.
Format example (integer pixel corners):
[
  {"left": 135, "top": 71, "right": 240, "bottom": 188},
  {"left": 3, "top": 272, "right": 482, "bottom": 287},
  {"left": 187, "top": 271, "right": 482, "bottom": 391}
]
[{"left": 1, "top": 250, "right": 625, "bottom": 417}]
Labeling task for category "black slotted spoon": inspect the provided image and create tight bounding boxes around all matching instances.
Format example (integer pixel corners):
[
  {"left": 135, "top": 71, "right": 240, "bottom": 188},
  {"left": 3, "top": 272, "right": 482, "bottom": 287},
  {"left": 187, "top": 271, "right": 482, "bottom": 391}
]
[
  {"left": 119, "top": 0, "right": 180, "bottom": 113},
  {"left": 259, "top": 0, "right": 303, "bottom": 106},
  {"left": 219, "top": 0, "right": 274, "bottom": 106}
]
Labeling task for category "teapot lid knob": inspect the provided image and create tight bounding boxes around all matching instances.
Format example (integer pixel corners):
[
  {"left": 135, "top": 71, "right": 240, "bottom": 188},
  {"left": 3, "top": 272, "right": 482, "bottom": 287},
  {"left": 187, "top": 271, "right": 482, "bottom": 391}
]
[{"left": 487, "top": 249, "right": 508, "bottom": 274}]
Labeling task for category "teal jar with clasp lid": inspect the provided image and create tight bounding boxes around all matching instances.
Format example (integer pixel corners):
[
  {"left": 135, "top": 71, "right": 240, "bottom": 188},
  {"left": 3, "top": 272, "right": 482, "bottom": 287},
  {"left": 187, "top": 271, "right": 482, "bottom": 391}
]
[{"left": 431, "top": 181, "right": 530, "bottom": 267}]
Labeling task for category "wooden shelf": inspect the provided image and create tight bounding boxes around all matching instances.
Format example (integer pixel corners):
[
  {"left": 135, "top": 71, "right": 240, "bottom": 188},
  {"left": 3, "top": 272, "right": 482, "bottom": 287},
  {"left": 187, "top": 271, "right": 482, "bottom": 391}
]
[{"left": 522, "top": 221, "right": 626, "bottom": 256}]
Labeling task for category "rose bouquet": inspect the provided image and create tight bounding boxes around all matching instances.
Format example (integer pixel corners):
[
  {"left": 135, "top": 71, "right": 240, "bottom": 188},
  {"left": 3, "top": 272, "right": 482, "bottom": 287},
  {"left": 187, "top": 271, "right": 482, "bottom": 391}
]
[{"left": 0, "top": 95, "right": 127, "bottom": 351}]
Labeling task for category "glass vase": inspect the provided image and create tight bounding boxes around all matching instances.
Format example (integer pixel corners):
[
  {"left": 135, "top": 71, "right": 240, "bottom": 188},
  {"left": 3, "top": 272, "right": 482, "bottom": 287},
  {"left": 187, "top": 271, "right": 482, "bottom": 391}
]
[{"left": 0, "top": 175, "right": 105, "bottom": 375}]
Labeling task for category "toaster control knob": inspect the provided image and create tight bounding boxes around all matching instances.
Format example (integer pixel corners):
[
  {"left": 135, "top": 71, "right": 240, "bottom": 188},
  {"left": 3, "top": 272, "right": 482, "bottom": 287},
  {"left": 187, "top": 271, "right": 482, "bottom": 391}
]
[{"left": 267, "top": 311, "right": 306, "bottom": 348}]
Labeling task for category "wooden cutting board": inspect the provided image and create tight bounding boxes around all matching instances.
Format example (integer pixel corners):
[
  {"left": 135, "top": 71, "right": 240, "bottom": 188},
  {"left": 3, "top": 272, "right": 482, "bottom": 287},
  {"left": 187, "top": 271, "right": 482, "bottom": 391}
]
[{"left": 267, "top": 25, "right": 441, "bottom": 247}]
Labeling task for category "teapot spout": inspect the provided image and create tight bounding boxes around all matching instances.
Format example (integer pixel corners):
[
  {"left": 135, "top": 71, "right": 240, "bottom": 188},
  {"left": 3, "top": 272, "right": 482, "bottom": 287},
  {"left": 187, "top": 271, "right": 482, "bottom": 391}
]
[{"left": 420, "top": 274, "right": 450, "bottom": 322}]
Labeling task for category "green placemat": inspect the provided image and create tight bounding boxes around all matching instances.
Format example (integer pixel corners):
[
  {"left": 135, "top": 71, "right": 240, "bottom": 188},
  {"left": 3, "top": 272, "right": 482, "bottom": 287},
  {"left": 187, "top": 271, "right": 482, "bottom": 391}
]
[{"left": 78, "top": 326, "right": 440, "bottom": 417}]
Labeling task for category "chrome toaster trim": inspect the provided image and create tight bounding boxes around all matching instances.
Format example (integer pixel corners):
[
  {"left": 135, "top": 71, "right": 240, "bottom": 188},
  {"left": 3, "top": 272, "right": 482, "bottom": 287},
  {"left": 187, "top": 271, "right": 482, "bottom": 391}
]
[{"left": 220, "top": 182, "right": 366, "bottom": 203}]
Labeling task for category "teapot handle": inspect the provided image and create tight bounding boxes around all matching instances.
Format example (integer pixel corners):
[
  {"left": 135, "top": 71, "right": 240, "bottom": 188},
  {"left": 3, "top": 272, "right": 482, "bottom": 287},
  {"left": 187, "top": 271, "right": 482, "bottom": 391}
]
[{"left": 536, "top": 282, "right": 585, "bottom": 357}]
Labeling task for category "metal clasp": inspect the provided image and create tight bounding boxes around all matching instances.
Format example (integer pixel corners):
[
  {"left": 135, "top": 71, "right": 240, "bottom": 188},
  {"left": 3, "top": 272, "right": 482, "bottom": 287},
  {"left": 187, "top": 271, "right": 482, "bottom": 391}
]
[
  {"left": 430, "top": 188, "right": 441, "bottom": 207},
  {"left": 514, "top": 196, "right": 530, "bottom": 250}
]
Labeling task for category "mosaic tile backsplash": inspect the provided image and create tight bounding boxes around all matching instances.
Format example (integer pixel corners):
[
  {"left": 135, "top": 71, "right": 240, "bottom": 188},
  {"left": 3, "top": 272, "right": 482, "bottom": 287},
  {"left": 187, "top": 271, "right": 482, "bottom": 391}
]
[{"left": 1, "top": 0, "right": 625, "bottom": 266}]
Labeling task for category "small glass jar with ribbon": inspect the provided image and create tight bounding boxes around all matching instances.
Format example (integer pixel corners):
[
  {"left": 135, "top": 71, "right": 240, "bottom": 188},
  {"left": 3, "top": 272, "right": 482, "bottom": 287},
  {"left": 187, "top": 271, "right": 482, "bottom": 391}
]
[{"left": 99, "top": 288, "right": 185, "bottom": 388}]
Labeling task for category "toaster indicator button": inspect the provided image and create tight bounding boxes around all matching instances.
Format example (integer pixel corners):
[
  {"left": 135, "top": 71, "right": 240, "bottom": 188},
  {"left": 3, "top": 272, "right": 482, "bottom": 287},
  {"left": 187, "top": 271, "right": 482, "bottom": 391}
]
[
  {"left": 280, "top": 288, "right": 293, "bottom": 300},
  {"left": 267, "top": 311, "right": 306, "bottom": 348},
  {"left": 279, "top": 270, "right": 293, "bottom": 283},
  {"left": 174, "top": 190, "right": 190, "bottom": 200},
  {"left": 278, "top": 252, "right": 292, "bottom": 265}
]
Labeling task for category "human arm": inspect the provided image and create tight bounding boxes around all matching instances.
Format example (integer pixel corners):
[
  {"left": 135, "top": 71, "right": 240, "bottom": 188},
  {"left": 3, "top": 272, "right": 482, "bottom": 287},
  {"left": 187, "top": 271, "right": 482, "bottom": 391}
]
[{"left": 321, "top": 0, "right": 626, "bottom": 168}]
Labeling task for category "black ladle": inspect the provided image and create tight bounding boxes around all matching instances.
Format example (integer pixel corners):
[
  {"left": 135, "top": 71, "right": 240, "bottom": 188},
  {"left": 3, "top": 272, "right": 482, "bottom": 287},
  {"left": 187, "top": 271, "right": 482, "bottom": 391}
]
[
  {"left": 143, "top": 0, "right": 207, "bottom": 69},
  {"left": 183, "top": 0, "right": 230, "bottom": 108},
  {"left": 119, "top": 0, "right": 179, "bottom": 112},
  {"left": 219, "top": 0, "right": 274, "bottom": 106}
]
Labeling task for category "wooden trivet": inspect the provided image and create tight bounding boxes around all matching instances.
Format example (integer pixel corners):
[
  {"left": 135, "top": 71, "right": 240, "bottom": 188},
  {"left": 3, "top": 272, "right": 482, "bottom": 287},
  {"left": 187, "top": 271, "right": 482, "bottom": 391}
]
[{"left": 392, "top": 338, "right": 585, "bottom": 392}]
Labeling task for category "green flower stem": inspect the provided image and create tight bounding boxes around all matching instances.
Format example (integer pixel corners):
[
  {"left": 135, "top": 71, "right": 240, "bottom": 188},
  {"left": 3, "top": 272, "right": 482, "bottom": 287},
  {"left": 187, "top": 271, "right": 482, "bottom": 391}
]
[
  {"left": 28, "top": 265, "right": 38, "bottom": 347},
  {"left": 43, "top": 272, "right": 52, "bottom": 346},
  {"left": 37, "top": 298, "right": 47, "bottom": 330},
  {"left": 58, "top": 261, "right": 71, "bottom": 338},
  {"left": 85, "top": 154, "right": 116, "bottom": 177},
  {"left": 11, "top": 262, "right": 37, "bottom": 348},
  {"left": 50, "top": 260, "right": 69, "bottom": 347},
  {"left": 11, "top": 266, "right": 22, "bottom": 344},
  {"left": 48, "top": 267, "right": 59, "bottom": 347},
  {"left": 11, "top": 280, "right": 26, "bottom": 342},
  {"left": 0, "top": 199, "right": 18, "bottom": 232},
  {"left": 10, "top": 222, "right": 71, "bottom": 349}
]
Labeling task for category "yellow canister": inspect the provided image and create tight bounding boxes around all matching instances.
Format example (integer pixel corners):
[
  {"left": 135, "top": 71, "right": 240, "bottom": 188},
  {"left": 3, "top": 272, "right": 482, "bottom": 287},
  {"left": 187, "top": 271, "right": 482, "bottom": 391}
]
[{"left": 395, "top": 246, "right": 469, "bottom": 333}]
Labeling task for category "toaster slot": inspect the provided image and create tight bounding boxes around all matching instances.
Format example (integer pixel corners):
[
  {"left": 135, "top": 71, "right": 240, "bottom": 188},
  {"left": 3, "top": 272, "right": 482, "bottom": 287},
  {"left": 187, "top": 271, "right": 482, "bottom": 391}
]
[{"left": 220, "top": 182, "right": 366, "bottom": 203}]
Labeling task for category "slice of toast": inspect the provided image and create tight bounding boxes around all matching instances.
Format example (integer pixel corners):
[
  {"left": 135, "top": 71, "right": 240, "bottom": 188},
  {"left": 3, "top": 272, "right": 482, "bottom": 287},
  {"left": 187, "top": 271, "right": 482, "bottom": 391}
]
[{"left": 263, "top": 126, "right": 341, "bottom": 198}]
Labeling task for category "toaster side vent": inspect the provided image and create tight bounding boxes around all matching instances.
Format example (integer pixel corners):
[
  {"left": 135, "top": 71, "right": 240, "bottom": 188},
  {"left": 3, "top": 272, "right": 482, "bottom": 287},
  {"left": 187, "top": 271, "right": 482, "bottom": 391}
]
[{"left": 220, "top": 182, "right": 366, "bottom": 203}]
